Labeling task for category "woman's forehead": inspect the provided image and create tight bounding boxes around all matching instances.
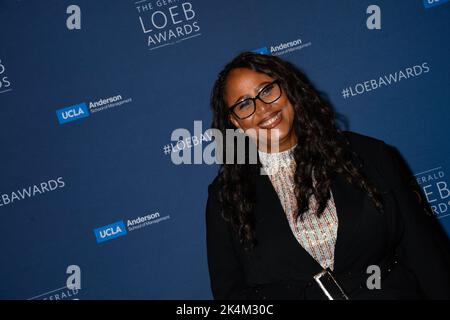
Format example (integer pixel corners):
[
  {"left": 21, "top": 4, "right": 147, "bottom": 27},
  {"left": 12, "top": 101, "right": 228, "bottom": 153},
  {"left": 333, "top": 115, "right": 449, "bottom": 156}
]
[{"left": 225, "top": 68, "right": 274, "bottom": 96}]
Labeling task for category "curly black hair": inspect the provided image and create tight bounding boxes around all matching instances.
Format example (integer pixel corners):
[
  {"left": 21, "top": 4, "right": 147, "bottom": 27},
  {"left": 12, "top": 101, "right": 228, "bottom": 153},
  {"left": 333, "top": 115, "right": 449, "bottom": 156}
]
[{"left": 210, "top": 51, "right": 384, "bottom": 250}]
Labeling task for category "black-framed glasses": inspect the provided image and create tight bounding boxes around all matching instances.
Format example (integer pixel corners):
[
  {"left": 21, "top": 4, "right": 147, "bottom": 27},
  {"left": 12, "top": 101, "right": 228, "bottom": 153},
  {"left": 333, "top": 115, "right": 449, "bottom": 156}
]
[{"left": 228, "top": 80, "right": 282, "bottom": 119}]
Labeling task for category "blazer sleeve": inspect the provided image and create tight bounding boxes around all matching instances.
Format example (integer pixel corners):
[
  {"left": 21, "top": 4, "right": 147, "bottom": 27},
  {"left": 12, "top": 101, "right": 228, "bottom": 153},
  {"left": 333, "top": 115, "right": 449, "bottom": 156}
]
[
  {"left": 379, "top": 141, "right": 450, "bottom": 299},
  {"left": 205, "top": 181, "right": 261, "bottom": 300}
]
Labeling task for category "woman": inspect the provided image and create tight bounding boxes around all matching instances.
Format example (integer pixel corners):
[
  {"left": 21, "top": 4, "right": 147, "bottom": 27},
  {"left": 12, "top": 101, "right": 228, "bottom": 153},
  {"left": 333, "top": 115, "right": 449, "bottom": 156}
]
[{"left": 205, "top": 51, "right": 450, "bottom": 300}]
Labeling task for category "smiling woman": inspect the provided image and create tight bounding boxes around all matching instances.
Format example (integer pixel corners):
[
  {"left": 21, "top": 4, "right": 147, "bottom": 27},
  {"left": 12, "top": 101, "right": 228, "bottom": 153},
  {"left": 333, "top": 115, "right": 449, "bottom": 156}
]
[
  {"left": 205, "top": 51, "right": 450, "bottom": 300},
  {"left": 225, "top": 69, "right": 296, "bottom": 153}
]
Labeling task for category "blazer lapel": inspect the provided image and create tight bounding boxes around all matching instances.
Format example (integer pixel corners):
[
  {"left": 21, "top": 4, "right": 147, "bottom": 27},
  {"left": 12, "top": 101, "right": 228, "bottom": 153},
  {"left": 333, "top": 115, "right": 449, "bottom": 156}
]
[
  {"left": 256, "top": 168, "right": 322, "bottom": 275},
  {"left": 330, "top": 172, "right": 366, "bottom": 273},
  {"left": 253, "top": 162, "right": 366, "bottom": 274},
  {"left": 253, "top": 166, "right": 324, "bottom": 275}
]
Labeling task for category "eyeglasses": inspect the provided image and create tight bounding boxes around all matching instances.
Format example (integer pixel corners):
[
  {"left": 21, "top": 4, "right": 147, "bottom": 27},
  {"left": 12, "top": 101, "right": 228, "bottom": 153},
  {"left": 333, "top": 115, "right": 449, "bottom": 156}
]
[{"left": 228, "top": 80, "right": 282, "bottom": 120}]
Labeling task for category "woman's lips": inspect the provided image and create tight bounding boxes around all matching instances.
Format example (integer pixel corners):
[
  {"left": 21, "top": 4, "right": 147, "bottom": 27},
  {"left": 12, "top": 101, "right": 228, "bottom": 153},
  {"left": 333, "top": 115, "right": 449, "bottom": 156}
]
[{"left": 259, "top": 111, "right": 282, "bottom": 129}]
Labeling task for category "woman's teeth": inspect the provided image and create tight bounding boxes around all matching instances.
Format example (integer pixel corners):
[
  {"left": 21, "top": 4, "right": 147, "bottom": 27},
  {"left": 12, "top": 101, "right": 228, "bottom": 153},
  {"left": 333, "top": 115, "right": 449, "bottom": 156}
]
[{"left": 259, "top": 111, "right": 281, "bottom": 128}]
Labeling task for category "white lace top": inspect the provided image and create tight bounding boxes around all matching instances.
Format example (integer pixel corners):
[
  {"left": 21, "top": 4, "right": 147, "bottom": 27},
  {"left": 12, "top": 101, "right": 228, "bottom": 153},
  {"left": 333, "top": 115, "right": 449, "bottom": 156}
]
[{"left": 258, "top": 144, "right": 339, "bottom": 270}]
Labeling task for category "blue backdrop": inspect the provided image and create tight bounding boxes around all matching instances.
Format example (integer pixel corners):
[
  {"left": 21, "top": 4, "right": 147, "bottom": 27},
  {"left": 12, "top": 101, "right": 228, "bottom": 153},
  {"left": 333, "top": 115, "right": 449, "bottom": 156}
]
[{"left": 0, "top": 0, "right": 449, "bottom": 299}]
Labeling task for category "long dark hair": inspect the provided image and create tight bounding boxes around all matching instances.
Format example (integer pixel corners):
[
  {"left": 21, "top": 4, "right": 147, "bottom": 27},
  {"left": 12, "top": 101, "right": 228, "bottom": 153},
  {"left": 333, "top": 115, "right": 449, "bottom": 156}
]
[{"left": 210, "top": 51, "right": 384, "bottom": 250}]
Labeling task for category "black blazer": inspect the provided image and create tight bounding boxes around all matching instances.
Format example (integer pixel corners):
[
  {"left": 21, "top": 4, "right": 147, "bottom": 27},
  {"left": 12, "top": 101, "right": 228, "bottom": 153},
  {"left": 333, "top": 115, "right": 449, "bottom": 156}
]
[{"left": 205, "top": 131, "right": 450, "bottom": 300}]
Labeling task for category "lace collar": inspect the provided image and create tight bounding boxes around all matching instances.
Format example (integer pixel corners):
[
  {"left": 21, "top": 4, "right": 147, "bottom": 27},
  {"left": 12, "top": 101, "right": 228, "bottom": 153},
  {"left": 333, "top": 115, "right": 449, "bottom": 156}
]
[{"left": 258, "top": 143, "right": 297, "bottom": 170}]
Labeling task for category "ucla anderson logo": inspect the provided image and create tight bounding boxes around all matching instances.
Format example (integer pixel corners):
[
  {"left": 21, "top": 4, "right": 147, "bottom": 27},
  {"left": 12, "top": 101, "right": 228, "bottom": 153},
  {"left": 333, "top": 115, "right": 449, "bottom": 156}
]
[
  {"left": 93, "top": 221, "right": 127, "bottom": 243},
  {"left": 56, "top": 103, "right": 90, "bottom": 124},
  {"left": 252, "top": 37, "right": 311, "bottom": 56}
]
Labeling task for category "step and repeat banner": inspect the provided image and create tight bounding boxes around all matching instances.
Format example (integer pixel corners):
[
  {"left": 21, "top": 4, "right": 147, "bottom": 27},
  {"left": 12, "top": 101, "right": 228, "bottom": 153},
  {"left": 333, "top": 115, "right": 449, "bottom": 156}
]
[{"left": 0, "top": 0, "right": 449, "bottom": 299}]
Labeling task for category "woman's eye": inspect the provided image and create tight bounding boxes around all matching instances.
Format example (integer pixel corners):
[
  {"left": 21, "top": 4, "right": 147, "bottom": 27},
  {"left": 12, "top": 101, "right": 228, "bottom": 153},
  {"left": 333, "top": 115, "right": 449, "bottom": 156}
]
[
  {"left": 238, "top": 100, "right": 251, "bottom": 109},
  {"left": 260, "top": 84, "right": 274, "bottom": 96}
]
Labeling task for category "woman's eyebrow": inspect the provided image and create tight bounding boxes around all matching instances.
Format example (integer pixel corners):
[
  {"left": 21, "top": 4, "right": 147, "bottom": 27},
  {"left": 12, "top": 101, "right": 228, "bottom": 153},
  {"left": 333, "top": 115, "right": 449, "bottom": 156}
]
[{"left": 233, "top": 80, "right": 272, "bottom": 104}]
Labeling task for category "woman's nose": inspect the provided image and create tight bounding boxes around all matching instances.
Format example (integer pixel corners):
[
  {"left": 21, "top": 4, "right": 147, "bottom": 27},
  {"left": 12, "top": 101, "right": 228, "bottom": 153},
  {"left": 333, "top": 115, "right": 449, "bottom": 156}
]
[{"left": 254, "top": 99, "right": 271, "bottom": 115}]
